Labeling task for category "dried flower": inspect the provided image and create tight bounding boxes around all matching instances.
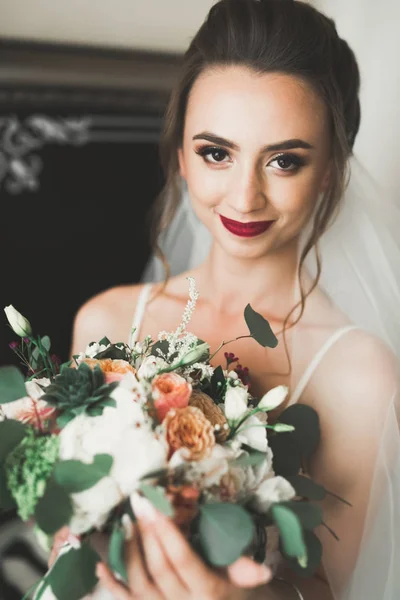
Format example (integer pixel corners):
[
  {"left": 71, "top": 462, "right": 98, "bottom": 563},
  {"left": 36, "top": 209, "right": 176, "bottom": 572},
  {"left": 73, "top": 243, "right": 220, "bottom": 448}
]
[
  {"left": 166, "top": 484, "right": 200, "bottom": 535},
  {"left": 189, "top": 390, "right": 229, "bottom": 442},
  {"left": 82, "top": 358, "right": 135, "bottom": 383},
  {"left": 152, "top": 373, "right": 192, "bottom": 422},
  {"left": 164, "top": 406, "right": 215, "bottom": 461}
]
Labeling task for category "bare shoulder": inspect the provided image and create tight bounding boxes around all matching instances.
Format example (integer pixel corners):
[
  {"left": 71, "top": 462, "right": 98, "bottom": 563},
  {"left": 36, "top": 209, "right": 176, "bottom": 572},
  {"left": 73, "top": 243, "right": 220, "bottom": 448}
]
[
  {"left": 70, "top": 283, "right": 146, "bottom": 356},
  {"left": 317, "top": 328, "right": 398, "bottom": 413}
]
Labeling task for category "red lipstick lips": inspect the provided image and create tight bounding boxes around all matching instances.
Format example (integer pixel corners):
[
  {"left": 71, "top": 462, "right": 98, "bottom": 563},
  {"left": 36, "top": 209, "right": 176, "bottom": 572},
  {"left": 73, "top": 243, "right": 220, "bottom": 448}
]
[{"left": 219, "top": 214, "right": 275, "bottom": 238}]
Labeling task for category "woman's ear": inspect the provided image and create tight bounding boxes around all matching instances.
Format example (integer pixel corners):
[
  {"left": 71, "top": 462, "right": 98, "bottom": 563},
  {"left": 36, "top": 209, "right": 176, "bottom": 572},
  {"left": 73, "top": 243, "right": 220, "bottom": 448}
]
[{"left": 177, "top": 148, "right": 186, "bottom": 180}]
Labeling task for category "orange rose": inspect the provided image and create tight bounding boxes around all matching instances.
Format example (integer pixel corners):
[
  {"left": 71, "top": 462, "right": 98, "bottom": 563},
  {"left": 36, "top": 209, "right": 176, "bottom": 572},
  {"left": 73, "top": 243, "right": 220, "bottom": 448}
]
[
  {"left": 152, "top": 373, "right": 192, "bottom": 422},
  {"left": 164, "top": 406, "right": 215, "bottom": 461},
  {"left": 82, "top": 359, "right": 135, "bottom": 383}
]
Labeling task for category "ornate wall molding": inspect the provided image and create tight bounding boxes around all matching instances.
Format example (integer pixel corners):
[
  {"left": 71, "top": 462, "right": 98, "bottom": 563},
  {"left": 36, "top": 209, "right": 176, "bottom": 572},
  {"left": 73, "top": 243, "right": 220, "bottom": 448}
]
[{"left": 0, "top": 114, "right": 164, "bottom": 193}]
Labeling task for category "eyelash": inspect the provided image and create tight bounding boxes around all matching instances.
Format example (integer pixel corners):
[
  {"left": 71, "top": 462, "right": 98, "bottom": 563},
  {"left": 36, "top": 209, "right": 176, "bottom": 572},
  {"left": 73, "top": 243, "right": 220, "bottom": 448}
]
[{"left": 195, "top": 145, "right": 305, "bottom": 172}]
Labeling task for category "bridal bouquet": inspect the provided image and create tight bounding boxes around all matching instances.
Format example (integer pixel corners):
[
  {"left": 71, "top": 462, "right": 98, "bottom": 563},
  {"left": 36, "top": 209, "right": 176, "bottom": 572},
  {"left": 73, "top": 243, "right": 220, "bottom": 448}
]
[{"left": 0, "top": 279, "right": 337, "bottom": 600}]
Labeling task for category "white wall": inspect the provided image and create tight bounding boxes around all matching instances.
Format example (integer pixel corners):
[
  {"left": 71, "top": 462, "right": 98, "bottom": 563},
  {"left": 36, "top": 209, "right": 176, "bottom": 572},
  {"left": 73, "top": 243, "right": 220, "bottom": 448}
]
[
  {"left": 0, "top": 0, "right": 216, "bottom": 53},
  {"left": 315, "top": 0, "right": 400, "bottom": 197}
]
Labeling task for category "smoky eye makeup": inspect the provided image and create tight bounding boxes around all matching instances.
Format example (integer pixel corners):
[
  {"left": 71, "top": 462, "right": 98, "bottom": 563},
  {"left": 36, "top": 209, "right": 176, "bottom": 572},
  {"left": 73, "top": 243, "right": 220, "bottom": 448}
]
[{"left": 194, "top": 144, "right": 308, "bottom": 172}]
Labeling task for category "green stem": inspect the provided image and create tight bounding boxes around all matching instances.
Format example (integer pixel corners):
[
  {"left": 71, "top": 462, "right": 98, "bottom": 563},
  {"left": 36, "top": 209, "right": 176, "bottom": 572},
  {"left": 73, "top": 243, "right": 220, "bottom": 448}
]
[
  {"left": 228, "top": 407, "right": 264, "bottom": 439},
  {"left": 209, "top": 335, "right": 254, "bottom": 361}
]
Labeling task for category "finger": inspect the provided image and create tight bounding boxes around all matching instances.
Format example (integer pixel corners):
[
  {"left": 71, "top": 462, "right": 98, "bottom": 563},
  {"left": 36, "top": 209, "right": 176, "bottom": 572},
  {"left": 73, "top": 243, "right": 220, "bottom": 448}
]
[
  {"left": 125, "top": 524, "right": 157, "bottom": 598},
  {"left": 131, "top": 494, "right": 220, "bottom": 596},
  {"left": 137, "top": 518, "right": 187, "bottom": 600},
  {"left": 227, "top": 557, "right": 272, "bottom": 588},
  {"left": 96, "top": 563, "right": 132, "bottom": 600}
]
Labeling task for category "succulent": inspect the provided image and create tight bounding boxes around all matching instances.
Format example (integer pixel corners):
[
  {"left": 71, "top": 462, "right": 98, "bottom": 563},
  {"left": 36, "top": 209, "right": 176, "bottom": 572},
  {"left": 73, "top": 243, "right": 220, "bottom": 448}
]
[{"left": 41, "top": 362, "right": 118, "bottom": 427}]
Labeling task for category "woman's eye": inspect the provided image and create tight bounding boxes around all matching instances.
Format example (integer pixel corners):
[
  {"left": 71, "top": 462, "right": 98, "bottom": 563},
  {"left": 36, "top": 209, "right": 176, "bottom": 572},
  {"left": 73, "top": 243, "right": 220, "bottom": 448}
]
[
  {"left": 268, "top": 153, "right": 303, "bottom": 172},
  {"left": 196, "top": 146, "right": 230, "bottom": 164}
]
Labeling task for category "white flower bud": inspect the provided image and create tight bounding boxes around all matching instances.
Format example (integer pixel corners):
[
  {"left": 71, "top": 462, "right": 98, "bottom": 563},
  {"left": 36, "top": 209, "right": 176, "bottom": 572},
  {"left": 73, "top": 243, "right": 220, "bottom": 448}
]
[
  {"left": 4, "top": 305, "right": 32, "bottom": 337},
  {"left": 258, "top": 385, "right": 289, "bottom": 412},
  {"left": 179, "top": 342, "right": 210, "bottom": 367},
  {"left": 224, "top": 385, "right": 249, "bottom": 422}
]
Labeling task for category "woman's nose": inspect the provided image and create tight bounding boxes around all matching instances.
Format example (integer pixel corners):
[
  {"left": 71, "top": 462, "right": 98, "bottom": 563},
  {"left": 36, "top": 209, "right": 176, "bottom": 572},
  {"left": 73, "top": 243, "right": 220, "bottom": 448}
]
[{"left": 226, "top": 164, "right": 267, "bottom": 216}]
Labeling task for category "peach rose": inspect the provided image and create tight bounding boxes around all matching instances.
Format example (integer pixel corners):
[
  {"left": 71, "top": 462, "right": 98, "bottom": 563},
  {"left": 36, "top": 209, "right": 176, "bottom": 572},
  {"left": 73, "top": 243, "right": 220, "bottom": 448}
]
[
  {"left": 152, "top": 373, "right": 192, "bottom": 422},
  {"left": 164, "top": 406, "right": 215, "bottom": 461},
  {"left": 82, "top": 359, "right": 135, "bottom": 383}
]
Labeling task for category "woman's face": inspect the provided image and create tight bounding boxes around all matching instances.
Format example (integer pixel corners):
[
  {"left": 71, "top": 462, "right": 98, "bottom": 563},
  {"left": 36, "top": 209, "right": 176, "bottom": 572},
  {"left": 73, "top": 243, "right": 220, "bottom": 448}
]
[{"left": 178, "top": 66, "right": 332, "bottom": 260}]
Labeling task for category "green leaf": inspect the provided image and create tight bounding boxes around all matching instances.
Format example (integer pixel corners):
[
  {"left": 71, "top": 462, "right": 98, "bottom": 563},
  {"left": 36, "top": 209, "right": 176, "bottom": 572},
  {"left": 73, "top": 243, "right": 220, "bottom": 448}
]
[
  {"left": 94, "top": 344, "right": 128, "bottom": 361},
  {"left": 60, "top": 361, "right": 72, "bottom": 374},
  {"left": 98, "top": 337, "right": 111, "bottom": 347},
  {"left": 283, "top": 530, "right": 322, "bottom": 578},
  {"left": 56, "top": 412, "right": 75, "bottom": 428},
  {"left": 0, "top": 419, "right": 27, "bottom": 461},
  {"left": 210, "top": 366, "right": 226, "bottom": 401},
  {"left": 281, "top": 501, "right": 323, "bottom": 530},
  {"left": 48, "top": 543, "right": 100, "bottom": 600},
  {"left": 286, "top": 475, "right": 326, "bottom": 501},
  {"left": 41, "top": 336, "right": 51, "bottom": 352},
  {"left": 269, "top": 434, "right": 302, "bottom": 477},
  {"left": 232, "top": 450, "right": 266, "bottom": 468},
  {"left": 0, "top": 366, "right": 27, "bottom": 403},
  {"left": 0, "top": 464, "right": 16, "bottom": 511},
  {"left": 271, "top": 504, "right": 307, "bottom": 565},
  {"left": 278, "top": 404, "right": 320, "bottom": 457},
  {"left": 150, "top": 339, "right": 170, "bottom": 358},
  {"left": 138, "top": 484, "right": 174, "bottom": 518},
  {"left": 198, "top": 503, "right": 255, "bottom": 567},
  {"left": 54, "top": 454, "right": 113, "bottom": 493},
  {"left": 109, "top": 521, "right": 128, "bottom": 583},
  {"left": 244, "top": 304, "right": 278, "bottom": 349},
  {"left": 35, "top": 477, "right": 72, "bottom": 534}
]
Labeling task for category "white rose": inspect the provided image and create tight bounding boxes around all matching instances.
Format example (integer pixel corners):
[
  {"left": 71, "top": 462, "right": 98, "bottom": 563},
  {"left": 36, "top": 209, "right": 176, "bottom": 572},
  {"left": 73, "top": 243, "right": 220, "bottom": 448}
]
[
  {"left": 224, "top": 385, "right": 249, "bottom": 423},
  {"left": 236, "top": 414, "right": 268, "bottom": 452},
  {"left": 59, "top": 404, "right": 168, "bottom": 533},
  {"left": 83, "top": 341, "right": 110, "bottom": 358},
  {"left": 251, "top": 475, "right": 296, "bottom": 513},
  {"left": 137, "top": 355, "right": 168, "bottom": 379},
  {"left": 1, "top": 377, "right": 52, "bottom": 425},
  {"left": 258, "top": 385, "right": 289, "bottom": 412},
  {"left": 4, "top": 305, "right": 32, "bottom": 337},
  {"left": 184, "top": 445, "right": 233, "bottom": 488}
]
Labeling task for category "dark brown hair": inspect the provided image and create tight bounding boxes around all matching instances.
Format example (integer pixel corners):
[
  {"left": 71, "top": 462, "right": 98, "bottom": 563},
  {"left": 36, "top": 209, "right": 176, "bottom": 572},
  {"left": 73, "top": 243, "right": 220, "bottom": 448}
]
[{"left": 151, "top": 0, "right": 360, "bottom": 370}]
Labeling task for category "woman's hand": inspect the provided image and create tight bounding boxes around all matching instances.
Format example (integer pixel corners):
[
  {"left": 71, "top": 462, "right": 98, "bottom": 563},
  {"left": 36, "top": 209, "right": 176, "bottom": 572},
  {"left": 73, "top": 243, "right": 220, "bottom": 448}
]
[{"left": 96, "top": 494, "right": 272, "bottom": 600}]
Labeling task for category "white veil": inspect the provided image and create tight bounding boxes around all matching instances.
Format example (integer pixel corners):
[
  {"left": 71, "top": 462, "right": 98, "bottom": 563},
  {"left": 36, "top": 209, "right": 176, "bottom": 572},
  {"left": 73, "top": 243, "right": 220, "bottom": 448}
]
[{"left": 142, "top": 159, "right": 400, "bottom": 599}]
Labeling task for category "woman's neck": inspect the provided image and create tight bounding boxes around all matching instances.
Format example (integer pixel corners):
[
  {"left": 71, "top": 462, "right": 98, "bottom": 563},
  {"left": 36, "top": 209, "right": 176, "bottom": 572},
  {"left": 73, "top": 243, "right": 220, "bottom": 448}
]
[{"left": 193, "top": 239, "right": 300, "bottom": 320}]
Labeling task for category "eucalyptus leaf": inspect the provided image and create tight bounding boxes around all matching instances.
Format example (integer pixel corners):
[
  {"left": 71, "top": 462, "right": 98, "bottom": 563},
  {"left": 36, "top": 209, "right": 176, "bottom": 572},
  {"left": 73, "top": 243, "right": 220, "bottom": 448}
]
[
  {"left": 232, "top": 450, "right": 266, "bottom": 468},
  {"left": 35, "top": 477, "right": 72, "bottom": 534},
  {"left": 54, "top": 454, "right": 113, "bottom": 493},
  {"left": 271, "top": 504, "right": 307, "bottom": 565},
  {"left": 48, "top": 543, "right": 100, "bottom": 600},
  {"left": 138, "top": 484, "right": 174, "bottom": 517},
  {"left": 278, "top": 404, "right": 320, "bottom": 457},
  {"left": 0, "top": 419, "right": 27, "bottom": 461},
  {"left": 244, "top": 304, "right": 278, "bottom": 348},
  {"left": 283, "top": 530, "right": 322, "bottom": 578},
  {"left": 109, "top": 521, "right": 128, "bottom": 583},
  {"left": 41, "top": 336, "right": 51, "bottom": 352},
  {"left": 281, "top": 501, "right": 323, "bottom": 530},
  {"left": 269, "top": 434, "right": 302, "bottom": 477},
  {"left": 198, "top": 503, "right": 255, "bottom": 567},
  {"left": 0, "top": 366, "right": 27, "bottom": 404},
  {"left": 286, "top": 475, "right": 326, "bottom": 501}
]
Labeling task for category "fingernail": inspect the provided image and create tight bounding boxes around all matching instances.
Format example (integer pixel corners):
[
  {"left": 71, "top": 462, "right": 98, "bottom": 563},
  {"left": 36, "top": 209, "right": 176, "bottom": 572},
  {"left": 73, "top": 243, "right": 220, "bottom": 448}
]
[{"left": 130, "top": 492, "right": 157, "bottom": 523}]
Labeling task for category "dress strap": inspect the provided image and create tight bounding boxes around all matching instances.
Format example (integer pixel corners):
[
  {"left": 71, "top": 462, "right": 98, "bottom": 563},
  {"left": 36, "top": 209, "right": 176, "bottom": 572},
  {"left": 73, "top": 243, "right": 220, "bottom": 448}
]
[
  {"left": 289, "top": 324, "right": 359, "bottom": 406},
  {"left": 129, "top": 283, "right": 153, "bottom": 345}
]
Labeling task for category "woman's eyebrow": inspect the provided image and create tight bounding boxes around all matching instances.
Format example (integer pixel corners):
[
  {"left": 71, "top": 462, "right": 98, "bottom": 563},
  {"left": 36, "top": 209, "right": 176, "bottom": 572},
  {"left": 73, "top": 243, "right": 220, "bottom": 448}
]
[{"left": 192, "top": 131, "right": 314, "bottom": 152}]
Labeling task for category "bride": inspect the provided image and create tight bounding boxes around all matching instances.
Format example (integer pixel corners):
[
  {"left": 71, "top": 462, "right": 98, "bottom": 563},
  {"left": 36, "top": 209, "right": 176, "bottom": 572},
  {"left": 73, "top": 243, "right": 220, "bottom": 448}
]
[{"left": 66, "top": 1, "right": 399, "bottom": 598}]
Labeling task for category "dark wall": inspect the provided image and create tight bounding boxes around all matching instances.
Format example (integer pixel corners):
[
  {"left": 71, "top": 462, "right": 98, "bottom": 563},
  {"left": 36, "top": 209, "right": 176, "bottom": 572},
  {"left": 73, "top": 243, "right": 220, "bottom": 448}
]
[{"left": 0, "top": 41, "right": 181, "bottom": 367}]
